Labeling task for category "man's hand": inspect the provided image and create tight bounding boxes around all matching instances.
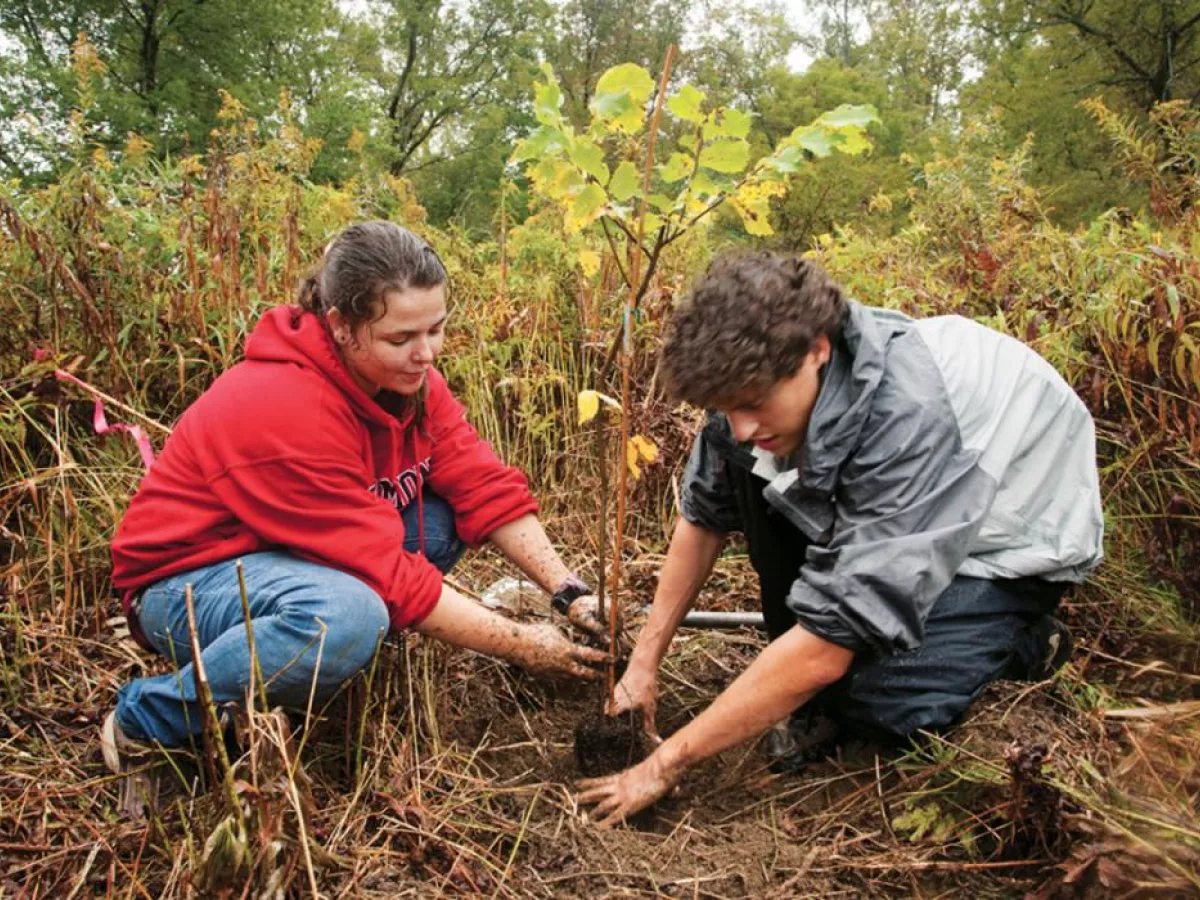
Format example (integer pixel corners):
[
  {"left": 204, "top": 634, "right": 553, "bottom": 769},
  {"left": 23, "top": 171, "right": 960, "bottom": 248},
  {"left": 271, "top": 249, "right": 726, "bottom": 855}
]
[
  {"left": 608, "top": 660, "right": 662, "bottom": 745},
  {"left": 511, "top": 622, "right": 610, "bottom": 679},
  {"left": 576, "top": 747, "right": 683, "bottom": 827},
  {"left": 565, "top": 594, "right": 620, "bottom": 642}
]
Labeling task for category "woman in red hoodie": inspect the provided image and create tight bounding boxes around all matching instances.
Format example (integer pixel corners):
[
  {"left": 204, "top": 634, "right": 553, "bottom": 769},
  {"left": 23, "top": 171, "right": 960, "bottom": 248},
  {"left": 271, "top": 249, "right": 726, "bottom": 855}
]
[{"left": 102, "top": 221, "right": 608, "bottom": 768}]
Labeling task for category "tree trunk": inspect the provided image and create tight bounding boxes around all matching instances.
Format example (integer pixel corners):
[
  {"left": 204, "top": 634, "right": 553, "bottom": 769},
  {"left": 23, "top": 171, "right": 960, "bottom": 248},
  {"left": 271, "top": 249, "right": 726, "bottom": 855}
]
[{"left": 139, "top": 0, "right": 162, "bottom": 114}]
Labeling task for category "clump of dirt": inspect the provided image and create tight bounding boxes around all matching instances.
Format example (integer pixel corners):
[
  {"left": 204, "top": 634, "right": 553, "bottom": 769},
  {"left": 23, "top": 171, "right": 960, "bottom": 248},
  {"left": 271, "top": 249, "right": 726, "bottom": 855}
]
[
  {"left": 1002, "top": 740, "right": 1070, "bottom": 859},
  {"left": 572, "top": 710, "right": 646, "bottom": 777}
]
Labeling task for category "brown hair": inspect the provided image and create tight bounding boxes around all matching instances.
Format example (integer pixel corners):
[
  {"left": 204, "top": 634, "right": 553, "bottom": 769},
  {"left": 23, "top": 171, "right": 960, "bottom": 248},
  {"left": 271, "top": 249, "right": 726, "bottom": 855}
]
[
  {"left": 297, "top": 220, "right": 447, "bottom": 328},
  {"left": 661, "top": 251, "right": 847, "bottom": 408},
  {"left": 298, "top": 221, "right": 447, "bottom": 422}
]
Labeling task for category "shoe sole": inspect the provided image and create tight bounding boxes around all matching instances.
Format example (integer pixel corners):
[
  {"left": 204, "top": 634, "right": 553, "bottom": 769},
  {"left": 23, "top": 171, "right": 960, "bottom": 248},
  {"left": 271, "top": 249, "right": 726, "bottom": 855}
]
[{"left": 101, "top": 711, "right": 122, "bottom": 774}]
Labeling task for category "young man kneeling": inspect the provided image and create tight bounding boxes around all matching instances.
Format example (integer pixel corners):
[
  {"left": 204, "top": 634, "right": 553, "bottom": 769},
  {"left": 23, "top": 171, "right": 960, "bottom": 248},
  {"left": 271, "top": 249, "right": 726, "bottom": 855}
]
[{"left": 579, "top": 252, "right": 1103, "bottom": 825}]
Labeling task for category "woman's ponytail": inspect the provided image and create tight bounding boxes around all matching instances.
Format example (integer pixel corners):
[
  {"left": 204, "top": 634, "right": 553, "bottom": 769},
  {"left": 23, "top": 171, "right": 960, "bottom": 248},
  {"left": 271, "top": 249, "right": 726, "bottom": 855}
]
[{"left": 296, "top": 270, "right": 323, "bottom": 313}]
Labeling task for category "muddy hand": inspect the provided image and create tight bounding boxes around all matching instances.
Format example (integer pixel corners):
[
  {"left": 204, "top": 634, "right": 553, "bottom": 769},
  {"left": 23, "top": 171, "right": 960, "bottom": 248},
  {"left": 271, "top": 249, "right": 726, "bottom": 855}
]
[
  {"left": 577, "top": 750, "right": 681, "bottom": 827},
  {"left": 566, "top": 594, "right": 619, "bottom": 642},
  {"left": 607, "top": 661, "right": 662, "bottom": 745},
  {"left": 515, "top": 622, "right": 609, "bottom": 679}
]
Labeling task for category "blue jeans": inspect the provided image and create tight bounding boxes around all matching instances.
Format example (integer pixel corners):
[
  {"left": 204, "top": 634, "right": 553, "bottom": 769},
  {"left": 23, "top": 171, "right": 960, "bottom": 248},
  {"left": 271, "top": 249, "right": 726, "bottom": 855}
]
[{"left": 116, "top": 495, "right": 464, "bottom": 747}]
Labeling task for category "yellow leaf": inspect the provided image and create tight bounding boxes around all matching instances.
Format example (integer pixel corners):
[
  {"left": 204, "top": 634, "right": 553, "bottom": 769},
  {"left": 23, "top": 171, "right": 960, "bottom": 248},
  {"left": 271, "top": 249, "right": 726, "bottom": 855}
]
[
  {"left": 625, "top": 440, "right": 642, "bottom": 479},
  {"left": 566, "top": 183, "right": 606, "bottom": 232},
  {"left": 868, "top": 191, "right": 893, "bottom": 213},
  {"left": 631, "top": 434, "right": 658, "bottom": 463},
  {"left": 579, "top": 249, "right": 601, "bottom": 278},
  {"left": 578, "top": 390, "right": 601, "bottom": 425}
]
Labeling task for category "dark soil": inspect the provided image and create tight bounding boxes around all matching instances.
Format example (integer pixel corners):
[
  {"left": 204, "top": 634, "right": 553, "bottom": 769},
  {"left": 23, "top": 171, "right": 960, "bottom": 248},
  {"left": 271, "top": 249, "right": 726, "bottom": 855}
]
[{"left": 572, "top": 709, "right": 646, "bottom": 776}]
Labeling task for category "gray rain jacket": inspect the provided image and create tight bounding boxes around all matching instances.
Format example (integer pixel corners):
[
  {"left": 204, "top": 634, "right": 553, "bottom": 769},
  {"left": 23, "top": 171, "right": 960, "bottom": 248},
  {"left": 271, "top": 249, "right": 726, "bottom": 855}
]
[{"left": 680, "top": 301, "right": 1104, "bottom": 656}]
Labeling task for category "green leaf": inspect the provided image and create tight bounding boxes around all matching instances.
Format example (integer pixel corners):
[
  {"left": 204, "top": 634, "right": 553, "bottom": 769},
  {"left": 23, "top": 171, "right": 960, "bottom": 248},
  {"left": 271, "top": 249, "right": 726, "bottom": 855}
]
[
  {"left": 609, "top": 161, "right": 641, "bottom": 202},
  {"left": 667, "top": 84, "right": 706, "bottom": 123},
  {"left": 567, "top": 183, "right": 606, "bottom": 231},
  {"left": 511, "top": 126, "right": 567, "bottom": 163},
  {"left": 679, "top": 132, "right": 699, "bottom": 153},
  {"left": 594, "top": 63, "right": 655, "bottom": 106},
  {"left": 704, "top": 107, "right": 752, "bottom": 139},
  {"left": 762, "top": 143, "right": 805, "bottom": 174},
  {"left": 569, "top": 139, "right": 609, "bottom": 183},
  {"left": 699, "top": 138, "right": 750, "bottom": 173},
  {"left": 646, "top": 192, "right": 674, "bottom": 212},
  {"left": 534, "top": 77, "right": 563, "bottom": 127},
  {"left": 537, "top": 158, "right": 583, "bottom": 199},
  {"left": 815, "top": 103, "right": 879, "bottom": 129},
  {"left": 659, "top": 152, "right": 693, "bottom": 183},
  {"left": 789, "top": 125, "right": 835, "bottom": 157},
  {"left": 591, "top": 92, "right": 645, "bottom": 134},
  {"left": 590, "top": 90, "right": 633, "bottom": 121},
  {"left": 590, "top": 63, "right": 655, "bottom": 133},
  {"left": 690, "top": 169, "right": 722, "bottom": 197}
]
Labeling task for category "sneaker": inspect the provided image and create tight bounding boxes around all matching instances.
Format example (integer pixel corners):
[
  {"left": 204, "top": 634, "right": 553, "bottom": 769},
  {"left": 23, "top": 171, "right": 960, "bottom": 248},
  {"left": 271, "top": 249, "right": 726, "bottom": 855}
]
[
  {"left": 765, "top": 707, "right": 842, "bottom": 774},
  {"left": 100, "top": 710, "right": 154, "bottom": 774},
  {"left": 1029, "top": 617, "right": 1073, "bottom": 680},
  {"left": 101, "top": 711, "right": 168, "bottom": 818}
]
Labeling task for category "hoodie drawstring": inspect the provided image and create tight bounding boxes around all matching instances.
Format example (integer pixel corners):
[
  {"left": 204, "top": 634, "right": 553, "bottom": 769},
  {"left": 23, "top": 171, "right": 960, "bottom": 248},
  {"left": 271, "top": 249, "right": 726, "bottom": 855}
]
[{"left": 414, "top": 428, "right": 427, "bottom": 559}]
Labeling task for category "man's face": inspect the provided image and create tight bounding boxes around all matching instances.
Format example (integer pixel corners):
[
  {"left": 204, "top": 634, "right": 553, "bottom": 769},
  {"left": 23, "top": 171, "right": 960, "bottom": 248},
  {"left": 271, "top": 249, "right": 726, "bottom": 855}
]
[{"left": 718, "top": 335, "right": 831, "bottom": 458}]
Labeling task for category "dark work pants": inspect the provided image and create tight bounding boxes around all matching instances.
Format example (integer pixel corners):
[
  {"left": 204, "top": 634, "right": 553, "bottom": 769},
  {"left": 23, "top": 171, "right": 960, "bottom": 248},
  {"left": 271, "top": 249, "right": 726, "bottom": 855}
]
[{"left": 728, "top": 468, "right": 1066, "bottom": 741}]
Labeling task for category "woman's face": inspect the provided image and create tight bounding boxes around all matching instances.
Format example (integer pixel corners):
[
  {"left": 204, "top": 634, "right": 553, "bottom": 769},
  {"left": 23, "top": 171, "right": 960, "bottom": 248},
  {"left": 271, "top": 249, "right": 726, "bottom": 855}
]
[{"left": 328, "top": 285, "right": 448, "bottom": 396}]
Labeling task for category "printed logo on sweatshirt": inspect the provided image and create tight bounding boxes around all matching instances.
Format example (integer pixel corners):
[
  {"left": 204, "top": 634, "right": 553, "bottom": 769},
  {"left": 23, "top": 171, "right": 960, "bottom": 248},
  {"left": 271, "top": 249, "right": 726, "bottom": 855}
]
[{"left": 370, "top": 457, "right": 432, "bottom": 511}]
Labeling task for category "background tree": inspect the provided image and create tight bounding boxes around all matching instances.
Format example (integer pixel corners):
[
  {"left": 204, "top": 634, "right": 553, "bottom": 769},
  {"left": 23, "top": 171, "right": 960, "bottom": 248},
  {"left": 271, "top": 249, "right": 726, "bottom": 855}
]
[
  {"left": 1020, "top": 0, "right": 1200, "bottom": 111},
  {"left": 366, "top": 0, "right": 548, "bottom": 176},
  {"left": 0, "top": 0, "right": 335, "bottom": 176},
  {"left": 542, "top": 0, "right": 687, "bottom": 127},
  {"left": 961, "top": 1, "right": 1140, "bottom": 222}
]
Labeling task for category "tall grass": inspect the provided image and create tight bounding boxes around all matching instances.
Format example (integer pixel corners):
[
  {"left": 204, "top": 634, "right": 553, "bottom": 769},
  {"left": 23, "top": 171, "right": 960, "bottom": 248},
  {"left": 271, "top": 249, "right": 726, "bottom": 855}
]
[{"left": 1, "top": 69, "right": 1199, "bottom": 898}]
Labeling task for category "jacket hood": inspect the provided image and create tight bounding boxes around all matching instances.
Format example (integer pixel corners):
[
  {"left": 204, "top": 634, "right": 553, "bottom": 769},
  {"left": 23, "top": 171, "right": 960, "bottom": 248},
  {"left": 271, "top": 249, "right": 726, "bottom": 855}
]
[
  {"left": 762, "top": 300, "right": 914, "bottom": 541},
  {"left": 803, "top": 300, "right": 913, "bottom": 492},
  {"left": 244, "top": 306, "right": 408, "bottom": 429}
]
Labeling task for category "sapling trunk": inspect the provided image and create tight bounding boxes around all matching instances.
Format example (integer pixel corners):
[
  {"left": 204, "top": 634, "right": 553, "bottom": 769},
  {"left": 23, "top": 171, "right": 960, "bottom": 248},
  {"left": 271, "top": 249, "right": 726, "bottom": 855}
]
[
  {"left": 595, "top": 412, "right": 608, "bottom": 626},
  {"left": 605, "top": 44, "right": 677, "bottom": 707}
]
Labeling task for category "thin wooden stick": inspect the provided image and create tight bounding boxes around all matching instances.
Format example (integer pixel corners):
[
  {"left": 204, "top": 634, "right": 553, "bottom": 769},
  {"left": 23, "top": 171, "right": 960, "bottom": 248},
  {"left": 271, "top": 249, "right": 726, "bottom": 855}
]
[
  {"left": 607, "top": 44, "right": 678, "bottom": 704},
  {"left": 236, "top": 561, "right": 269, "bottom": 714},
  {"left": 184, "top": 584, "right": 245, "bottom": 833}
]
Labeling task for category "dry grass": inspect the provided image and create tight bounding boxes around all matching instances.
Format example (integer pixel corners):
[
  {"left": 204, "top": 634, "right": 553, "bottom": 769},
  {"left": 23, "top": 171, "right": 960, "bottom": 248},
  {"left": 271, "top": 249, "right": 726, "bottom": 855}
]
[
  {"left": 3, "top": 91, "right": 1200, "bottom": 899},
  {"left": 2, "top": 532, "right": 1199, "bottom": 898}
]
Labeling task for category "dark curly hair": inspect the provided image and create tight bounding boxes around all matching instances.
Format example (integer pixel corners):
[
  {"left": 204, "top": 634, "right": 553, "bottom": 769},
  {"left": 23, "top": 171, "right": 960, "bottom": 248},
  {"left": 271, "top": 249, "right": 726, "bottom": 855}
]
[{"left": 661, "top": 251, "right": 847, "bottom": 408}]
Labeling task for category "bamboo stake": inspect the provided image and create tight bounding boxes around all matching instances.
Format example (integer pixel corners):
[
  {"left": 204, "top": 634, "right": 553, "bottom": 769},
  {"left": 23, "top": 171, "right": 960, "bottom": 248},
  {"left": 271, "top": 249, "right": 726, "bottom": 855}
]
[{"left": 607, "top": 44, "right": 678, "bottom": 703}]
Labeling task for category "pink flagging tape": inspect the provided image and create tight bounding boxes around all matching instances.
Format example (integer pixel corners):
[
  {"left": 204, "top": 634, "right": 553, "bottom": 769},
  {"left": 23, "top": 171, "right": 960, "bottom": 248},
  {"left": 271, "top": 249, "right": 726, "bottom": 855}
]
[{"left": 53, "top": 370, "right": 157, "bottom": 470}]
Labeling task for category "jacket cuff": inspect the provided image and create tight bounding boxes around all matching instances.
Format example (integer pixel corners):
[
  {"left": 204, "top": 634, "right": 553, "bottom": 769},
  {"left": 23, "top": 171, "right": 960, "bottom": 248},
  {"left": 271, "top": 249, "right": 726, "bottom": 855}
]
[{"left": 387, "top": 560, "right": 444, "bottom": 631}]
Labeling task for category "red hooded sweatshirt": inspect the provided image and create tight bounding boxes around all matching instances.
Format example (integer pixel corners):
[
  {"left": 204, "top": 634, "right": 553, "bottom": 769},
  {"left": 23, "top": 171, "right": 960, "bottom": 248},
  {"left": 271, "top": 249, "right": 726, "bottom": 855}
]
[{"left": 111, "top": 306, "right": 538, "bottom": 639}]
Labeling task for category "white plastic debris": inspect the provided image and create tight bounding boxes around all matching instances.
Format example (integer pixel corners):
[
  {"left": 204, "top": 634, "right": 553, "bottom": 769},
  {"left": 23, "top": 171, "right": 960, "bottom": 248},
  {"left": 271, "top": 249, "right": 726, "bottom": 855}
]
[{"left": 478, "top": 576, "right": 542, "bottom": 613}]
